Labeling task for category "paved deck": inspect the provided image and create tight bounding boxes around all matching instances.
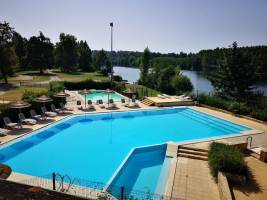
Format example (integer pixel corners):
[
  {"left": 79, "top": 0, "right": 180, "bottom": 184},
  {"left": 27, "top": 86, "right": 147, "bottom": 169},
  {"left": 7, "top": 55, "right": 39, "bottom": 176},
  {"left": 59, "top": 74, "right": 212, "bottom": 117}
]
[
  {"left": 1, "top": 92, "right": 267, "bottom": 199},
  {"left": 146, "top": 96, "right": 193, "bottom": 107},
  {"left": 0, "top": 90, "right": 151, "bottom": 145},
  {"left": 232, "top": 156, "right": 267, "bottom": 200},
  {"left": 171, "top": 157, "right": 220, "bottom": 200}
]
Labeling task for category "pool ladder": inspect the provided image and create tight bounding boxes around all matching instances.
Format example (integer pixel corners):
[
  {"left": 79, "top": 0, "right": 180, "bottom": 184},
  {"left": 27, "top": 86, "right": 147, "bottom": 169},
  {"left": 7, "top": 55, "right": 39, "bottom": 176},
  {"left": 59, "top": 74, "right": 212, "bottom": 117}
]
[{"left": 246, "top": 136, "right": 253, "bottom": 149}]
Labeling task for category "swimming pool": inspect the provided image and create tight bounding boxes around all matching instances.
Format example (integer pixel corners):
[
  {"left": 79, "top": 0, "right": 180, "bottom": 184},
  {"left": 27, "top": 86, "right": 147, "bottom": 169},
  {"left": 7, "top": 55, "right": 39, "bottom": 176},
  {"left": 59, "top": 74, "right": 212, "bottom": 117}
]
[
  {"left": 0, "top": 108, "right": 250, "bottom": 194},
  {"left": 81, "top": 90, "right": 124, "bottom": 102},
  {"left": 107, "top": 144, "right": 171, "bottom": 198}
]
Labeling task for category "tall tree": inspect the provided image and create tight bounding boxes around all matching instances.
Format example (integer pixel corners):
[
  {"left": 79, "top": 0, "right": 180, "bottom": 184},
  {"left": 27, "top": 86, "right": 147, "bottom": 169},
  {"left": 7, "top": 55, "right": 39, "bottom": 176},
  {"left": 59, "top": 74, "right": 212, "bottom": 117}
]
[
  {"left": 27, "top": 32, "right": 54, "bottom": 74},
  {"left": 93, "top": 49, "right": 107, "bottom": 71},
  {"left": 55, "top": 33, "right": 79, "bottom": 72},
  {"left": 139, "top": 47, "right": 151, "bottom": 85},
  {"left": 78, "top": 40, "right": 93, "bottom": 71},
  {"left": 12, "top": 32, "right": 28, "bottom": 69},
  {"left": 211, "top": 42, "right": 259, "bottom": 99},
  {"left": 0, "top": 21, "right": 17, "bottom": 84}
]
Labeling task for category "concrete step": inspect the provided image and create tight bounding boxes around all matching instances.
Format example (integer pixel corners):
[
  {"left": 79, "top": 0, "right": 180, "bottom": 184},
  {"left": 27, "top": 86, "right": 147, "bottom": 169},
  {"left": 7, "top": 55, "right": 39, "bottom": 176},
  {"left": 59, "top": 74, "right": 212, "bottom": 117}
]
[
  {"left": 178, "top": 152, "right": 208, "bottom": 161},
  {"left": 179, "top": 145, "right": 209, "bottom": 153},
  {"left": 178, "top": 149, "right": 208, "bottom": 157}
]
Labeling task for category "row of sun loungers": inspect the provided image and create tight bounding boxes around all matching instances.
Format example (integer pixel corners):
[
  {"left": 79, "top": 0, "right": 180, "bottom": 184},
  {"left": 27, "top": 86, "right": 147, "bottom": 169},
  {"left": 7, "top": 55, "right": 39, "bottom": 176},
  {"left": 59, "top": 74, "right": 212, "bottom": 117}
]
[
  {"left": 157, "top": 94, "right": 192, "bottom": 100},
  {"left": 2, "top": 103, "right": 68, "bottom": 131},
  {"left": 1, "top": 99, "right": 139, "bottom": 134},
  {"left": 77, "top": 98, "right": 139, "bottom": 111}
]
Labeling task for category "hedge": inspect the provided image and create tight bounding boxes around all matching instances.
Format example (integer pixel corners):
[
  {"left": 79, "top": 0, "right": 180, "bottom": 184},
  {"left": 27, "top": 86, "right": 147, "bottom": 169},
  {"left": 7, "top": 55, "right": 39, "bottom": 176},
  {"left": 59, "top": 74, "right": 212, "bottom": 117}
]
[
  {"left": 63, "top": 79, "right": 125, "bottom": 92},
  {"left": 208, "top": 142, "right": 247, "bottom": 177},
  {"left": 195, "top": 93, "right": 267, "bottom": 121}
]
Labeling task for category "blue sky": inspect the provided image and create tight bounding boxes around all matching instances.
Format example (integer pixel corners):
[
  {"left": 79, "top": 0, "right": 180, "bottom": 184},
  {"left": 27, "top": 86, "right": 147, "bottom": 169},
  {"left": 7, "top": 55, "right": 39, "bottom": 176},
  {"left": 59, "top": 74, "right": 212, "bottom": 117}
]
[{"left": 1, "top": 0, "right": 267, "bottom": 53}]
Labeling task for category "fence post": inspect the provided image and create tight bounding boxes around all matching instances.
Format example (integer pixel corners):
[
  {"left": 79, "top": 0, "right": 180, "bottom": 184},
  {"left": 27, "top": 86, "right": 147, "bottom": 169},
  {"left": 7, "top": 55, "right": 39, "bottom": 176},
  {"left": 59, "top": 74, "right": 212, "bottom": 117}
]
[
  {"left": 121, "top": 186, "right": 124, "bottom": 200},
  {"left": 52, "top": 172, "right": 56, "bottom": 190}
]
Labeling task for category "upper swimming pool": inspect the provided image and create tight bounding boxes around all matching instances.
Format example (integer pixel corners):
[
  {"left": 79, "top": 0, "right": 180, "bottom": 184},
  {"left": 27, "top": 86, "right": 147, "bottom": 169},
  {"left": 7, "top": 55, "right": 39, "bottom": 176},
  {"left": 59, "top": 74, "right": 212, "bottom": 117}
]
[
  {"left": 81, "top": 90, "right": 124, "bottom": 102},
  {"left": 0, "top": 108, "right": 250, "bottom": 191}
]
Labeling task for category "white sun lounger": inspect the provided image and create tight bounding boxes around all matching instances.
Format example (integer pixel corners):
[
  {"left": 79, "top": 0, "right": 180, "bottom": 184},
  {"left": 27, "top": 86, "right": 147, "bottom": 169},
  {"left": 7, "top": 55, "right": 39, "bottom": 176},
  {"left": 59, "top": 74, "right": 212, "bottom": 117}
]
[
  {"left": 30, "top": 110, "right": 46, "bottom": 121},
  {"left": 98, "top": 100, "right": 106, "bottom": 109},
  {"left": 106, "top": 99, "right": 116, "bottom": 109},
  {"left": 3, "top": 117, "right": 22, "bottom": 129},
  {"left": 51, "top": 104, "right": 64, "bottom": 114},
  {"left": 60, "top": 102, "right": 74, "bottom": 111},
  {"left": 41, "top": 106, "right": 57, "bottom": 117},
  {"left": 18, "top": 113, "right": 37, "bottom": 125},
  {"left": 121, "top": 98, "right": 128, "bottom": 107},
  {"left": 0, "top": 128, "right": 10, "bottom": 136}
]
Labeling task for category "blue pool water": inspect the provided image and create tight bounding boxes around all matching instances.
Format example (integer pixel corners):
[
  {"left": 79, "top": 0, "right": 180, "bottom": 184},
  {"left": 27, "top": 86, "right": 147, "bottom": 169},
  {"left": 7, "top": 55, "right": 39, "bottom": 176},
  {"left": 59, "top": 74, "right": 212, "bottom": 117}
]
[
  {"left": 0, "top": 108, "right": 250, "bottom": 193},
  {"left": 81, "top": 90, "right": 124, "bottom": 102},
  {"left": 107, "top": 144, "right": 171, "bottom": 198}
]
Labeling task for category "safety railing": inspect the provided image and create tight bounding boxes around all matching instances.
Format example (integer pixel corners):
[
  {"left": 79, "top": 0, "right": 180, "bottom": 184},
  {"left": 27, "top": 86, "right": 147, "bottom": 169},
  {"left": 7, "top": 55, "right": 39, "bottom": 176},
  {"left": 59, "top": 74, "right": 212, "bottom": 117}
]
[{"left": 19, "top": 172, "right": 184, "bottom": 200}]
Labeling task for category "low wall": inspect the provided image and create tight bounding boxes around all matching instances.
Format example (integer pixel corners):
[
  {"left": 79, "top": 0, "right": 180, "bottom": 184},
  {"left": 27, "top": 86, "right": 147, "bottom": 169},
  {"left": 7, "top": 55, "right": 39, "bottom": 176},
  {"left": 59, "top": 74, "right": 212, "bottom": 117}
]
[{"left": 218, "top": 172, "right": 233, "bottom": 200}]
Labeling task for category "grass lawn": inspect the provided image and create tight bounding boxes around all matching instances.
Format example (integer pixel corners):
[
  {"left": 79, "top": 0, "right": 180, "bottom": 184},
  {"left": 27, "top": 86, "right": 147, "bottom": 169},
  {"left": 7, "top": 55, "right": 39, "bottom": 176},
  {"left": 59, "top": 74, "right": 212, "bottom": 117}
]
[
  {"left": 0, "top": 86, "right": 48, "bottom": 102},
  {"left": 53, "top": 70, "right": 110, "bottom": 82},
  {"left": 7, "top": 71, "right": 51, "bottom": 83}
]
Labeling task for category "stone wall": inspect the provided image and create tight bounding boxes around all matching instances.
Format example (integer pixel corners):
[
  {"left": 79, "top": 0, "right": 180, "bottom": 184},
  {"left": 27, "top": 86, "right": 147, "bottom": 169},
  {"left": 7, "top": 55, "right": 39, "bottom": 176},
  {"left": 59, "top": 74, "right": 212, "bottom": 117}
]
[{"left": 218, "top": 172, "right": 233, "bottom": 200}]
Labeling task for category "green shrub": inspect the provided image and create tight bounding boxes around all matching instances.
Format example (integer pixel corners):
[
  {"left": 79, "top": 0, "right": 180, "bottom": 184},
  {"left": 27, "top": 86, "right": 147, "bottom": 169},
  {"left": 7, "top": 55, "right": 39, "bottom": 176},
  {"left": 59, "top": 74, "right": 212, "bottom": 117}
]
[
  {"left": 228, "top": 102, "right": 250, "bottom": 115},
  {"left": 63, "top": 79, "right": 125, "bottom": 93},
  {"left": 208, "top": 142, "right": 247, "bottom": 177},
  {"left": 112, "top": 82, "right": 126, "bottom": 93},
  {"left": 113, "top": 75, "right": 123, "bottom": 82},
  {"left": 49, "top": 81, "right": 65, "bottom": 92},
  {"left": 197, "top": 93, "right": 230, "bottom": 110},
  {"left": 171, "top": 75, "right": 193, "bottom": 94},
  {"left": 250, "top": 110, "right": 267, "bottom": 121},
  {"left": 64, "top": 79, "right": 111, "bottom": 90}
]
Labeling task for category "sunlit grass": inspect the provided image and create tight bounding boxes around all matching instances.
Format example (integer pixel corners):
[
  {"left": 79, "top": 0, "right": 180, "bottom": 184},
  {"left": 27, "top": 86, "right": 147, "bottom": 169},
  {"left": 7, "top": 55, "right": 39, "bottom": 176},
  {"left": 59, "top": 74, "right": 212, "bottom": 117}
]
[{"left": 0, "top": 86, "right": 48, "bottom": 102}]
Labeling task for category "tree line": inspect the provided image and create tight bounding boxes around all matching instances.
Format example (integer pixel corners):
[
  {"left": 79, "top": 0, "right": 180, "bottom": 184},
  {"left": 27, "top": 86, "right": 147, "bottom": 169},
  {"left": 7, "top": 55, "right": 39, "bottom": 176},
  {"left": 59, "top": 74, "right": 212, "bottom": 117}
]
[
  {"left": 0, "top": 21, "right": 112, "bottom": 83},
  {"left": 139, "top": 47, "right": 193, "bottom": 95}
]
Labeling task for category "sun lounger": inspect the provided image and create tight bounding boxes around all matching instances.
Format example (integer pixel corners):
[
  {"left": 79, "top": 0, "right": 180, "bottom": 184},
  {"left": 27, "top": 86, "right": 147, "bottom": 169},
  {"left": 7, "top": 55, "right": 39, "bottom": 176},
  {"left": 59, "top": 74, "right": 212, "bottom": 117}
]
[
  {"left": 76, "top": 100, "right": 82, "bottom": 110},
  {"left": 18, "top": 113, "right": 37, "bottom": 125},
  {"left": 162, "top": 94, "right": 171, "bottom": 98},
  {"left": 51, "top": 104, "right": 64, "bottom": 114},
  {"left": 98, "top": 100, "right": 105, "bottom": 109},
  {"left": 30, "top": 109, "right": 46, "bottom": 121},
  {"left": 87, "top": 100, "right": 95, "bottom": 110},
  {"left": 3, "top": 117, "right": 22, "bottom": 129},
  {"left": 176, "top": 95, "right": 191, "bottom": 101},
  {"left": 128, "top": 99, "right": 139, "bottom": 108},
  {"left": 60, "top": 102, "right": 74, "bottom": 111},
  {"left": 157, "top": 94, "right": 166, "bottom": 99},
  {"left": 41, "top": 106, "right": 57, "bottom": 117},
  {"left": 106, "top": 99, "right": 116, "bottom": 109},
  {"left": 121, "top": 98, "right": 128, "bottom": 107},
  {"left": 0, "top": 128, "right": 10, "bottom": 136}
]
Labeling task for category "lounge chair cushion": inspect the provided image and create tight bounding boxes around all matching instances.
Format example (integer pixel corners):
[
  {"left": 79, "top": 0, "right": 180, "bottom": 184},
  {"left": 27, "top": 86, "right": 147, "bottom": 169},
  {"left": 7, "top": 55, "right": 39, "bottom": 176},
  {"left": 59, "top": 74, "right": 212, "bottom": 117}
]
[{"left": 22, "top": 119, "right": 37, "bottom": 125}]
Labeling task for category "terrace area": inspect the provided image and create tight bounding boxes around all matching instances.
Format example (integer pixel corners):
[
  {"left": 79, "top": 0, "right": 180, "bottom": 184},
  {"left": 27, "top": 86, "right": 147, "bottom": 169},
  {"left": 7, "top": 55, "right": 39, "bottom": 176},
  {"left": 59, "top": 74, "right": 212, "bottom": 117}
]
[{"left": 0, "top": 90, "right": 266, "bottom": 200}]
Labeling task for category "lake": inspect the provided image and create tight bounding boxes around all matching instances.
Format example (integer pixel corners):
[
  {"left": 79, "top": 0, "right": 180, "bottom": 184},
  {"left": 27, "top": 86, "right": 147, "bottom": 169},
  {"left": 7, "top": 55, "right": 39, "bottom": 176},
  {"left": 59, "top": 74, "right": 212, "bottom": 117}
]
[{"left": 113, "top": 66, "right": 267, "bottom": 96}]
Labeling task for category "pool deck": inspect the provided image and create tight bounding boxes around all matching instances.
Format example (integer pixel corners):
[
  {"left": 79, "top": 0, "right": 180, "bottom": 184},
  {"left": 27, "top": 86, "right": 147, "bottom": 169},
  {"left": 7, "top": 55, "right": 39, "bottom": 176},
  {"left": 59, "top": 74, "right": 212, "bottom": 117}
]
[
  {"left": 1, "top": 90, "right": 267, "bottom": 199},
  {"left": 143, "top": 96, "right": 193, "bottom": 107}
]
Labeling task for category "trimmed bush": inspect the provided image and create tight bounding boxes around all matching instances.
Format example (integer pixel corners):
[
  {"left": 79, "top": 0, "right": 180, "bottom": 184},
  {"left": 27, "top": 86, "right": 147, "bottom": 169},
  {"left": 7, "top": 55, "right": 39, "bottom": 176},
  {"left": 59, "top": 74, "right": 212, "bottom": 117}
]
[
  {"left": 49, "top": 81, "right": 65, "bottom": 92},
  {"left": 63, "top": 79, "right": 125, "bottom": 92},
  {"left": 208, "top": 142, "right": 247, "bottom": 177},
  {"left": 196, "top": 93, "right": 267, "bottom": 122},
  {"left": 113, "top": 75, "right": 123, "bottom": 82}
]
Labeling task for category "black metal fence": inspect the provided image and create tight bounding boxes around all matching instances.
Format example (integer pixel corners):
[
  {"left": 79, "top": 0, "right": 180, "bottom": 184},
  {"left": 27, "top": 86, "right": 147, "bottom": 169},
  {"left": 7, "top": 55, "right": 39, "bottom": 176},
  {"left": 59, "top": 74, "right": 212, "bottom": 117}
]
[{"left": 19, "top": 172, "right": 184, "bottom": 200}]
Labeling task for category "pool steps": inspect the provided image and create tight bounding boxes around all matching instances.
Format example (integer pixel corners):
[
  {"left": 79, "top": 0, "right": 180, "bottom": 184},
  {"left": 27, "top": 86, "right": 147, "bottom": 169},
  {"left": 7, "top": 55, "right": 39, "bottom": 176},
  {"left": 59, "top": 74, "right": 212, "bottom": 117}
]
[
  {"left": 179, "top": 109, "right": 246, "bottom": 133},
  {"left": 177, "top": 146, "right": 208, "bottom": 161}
]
